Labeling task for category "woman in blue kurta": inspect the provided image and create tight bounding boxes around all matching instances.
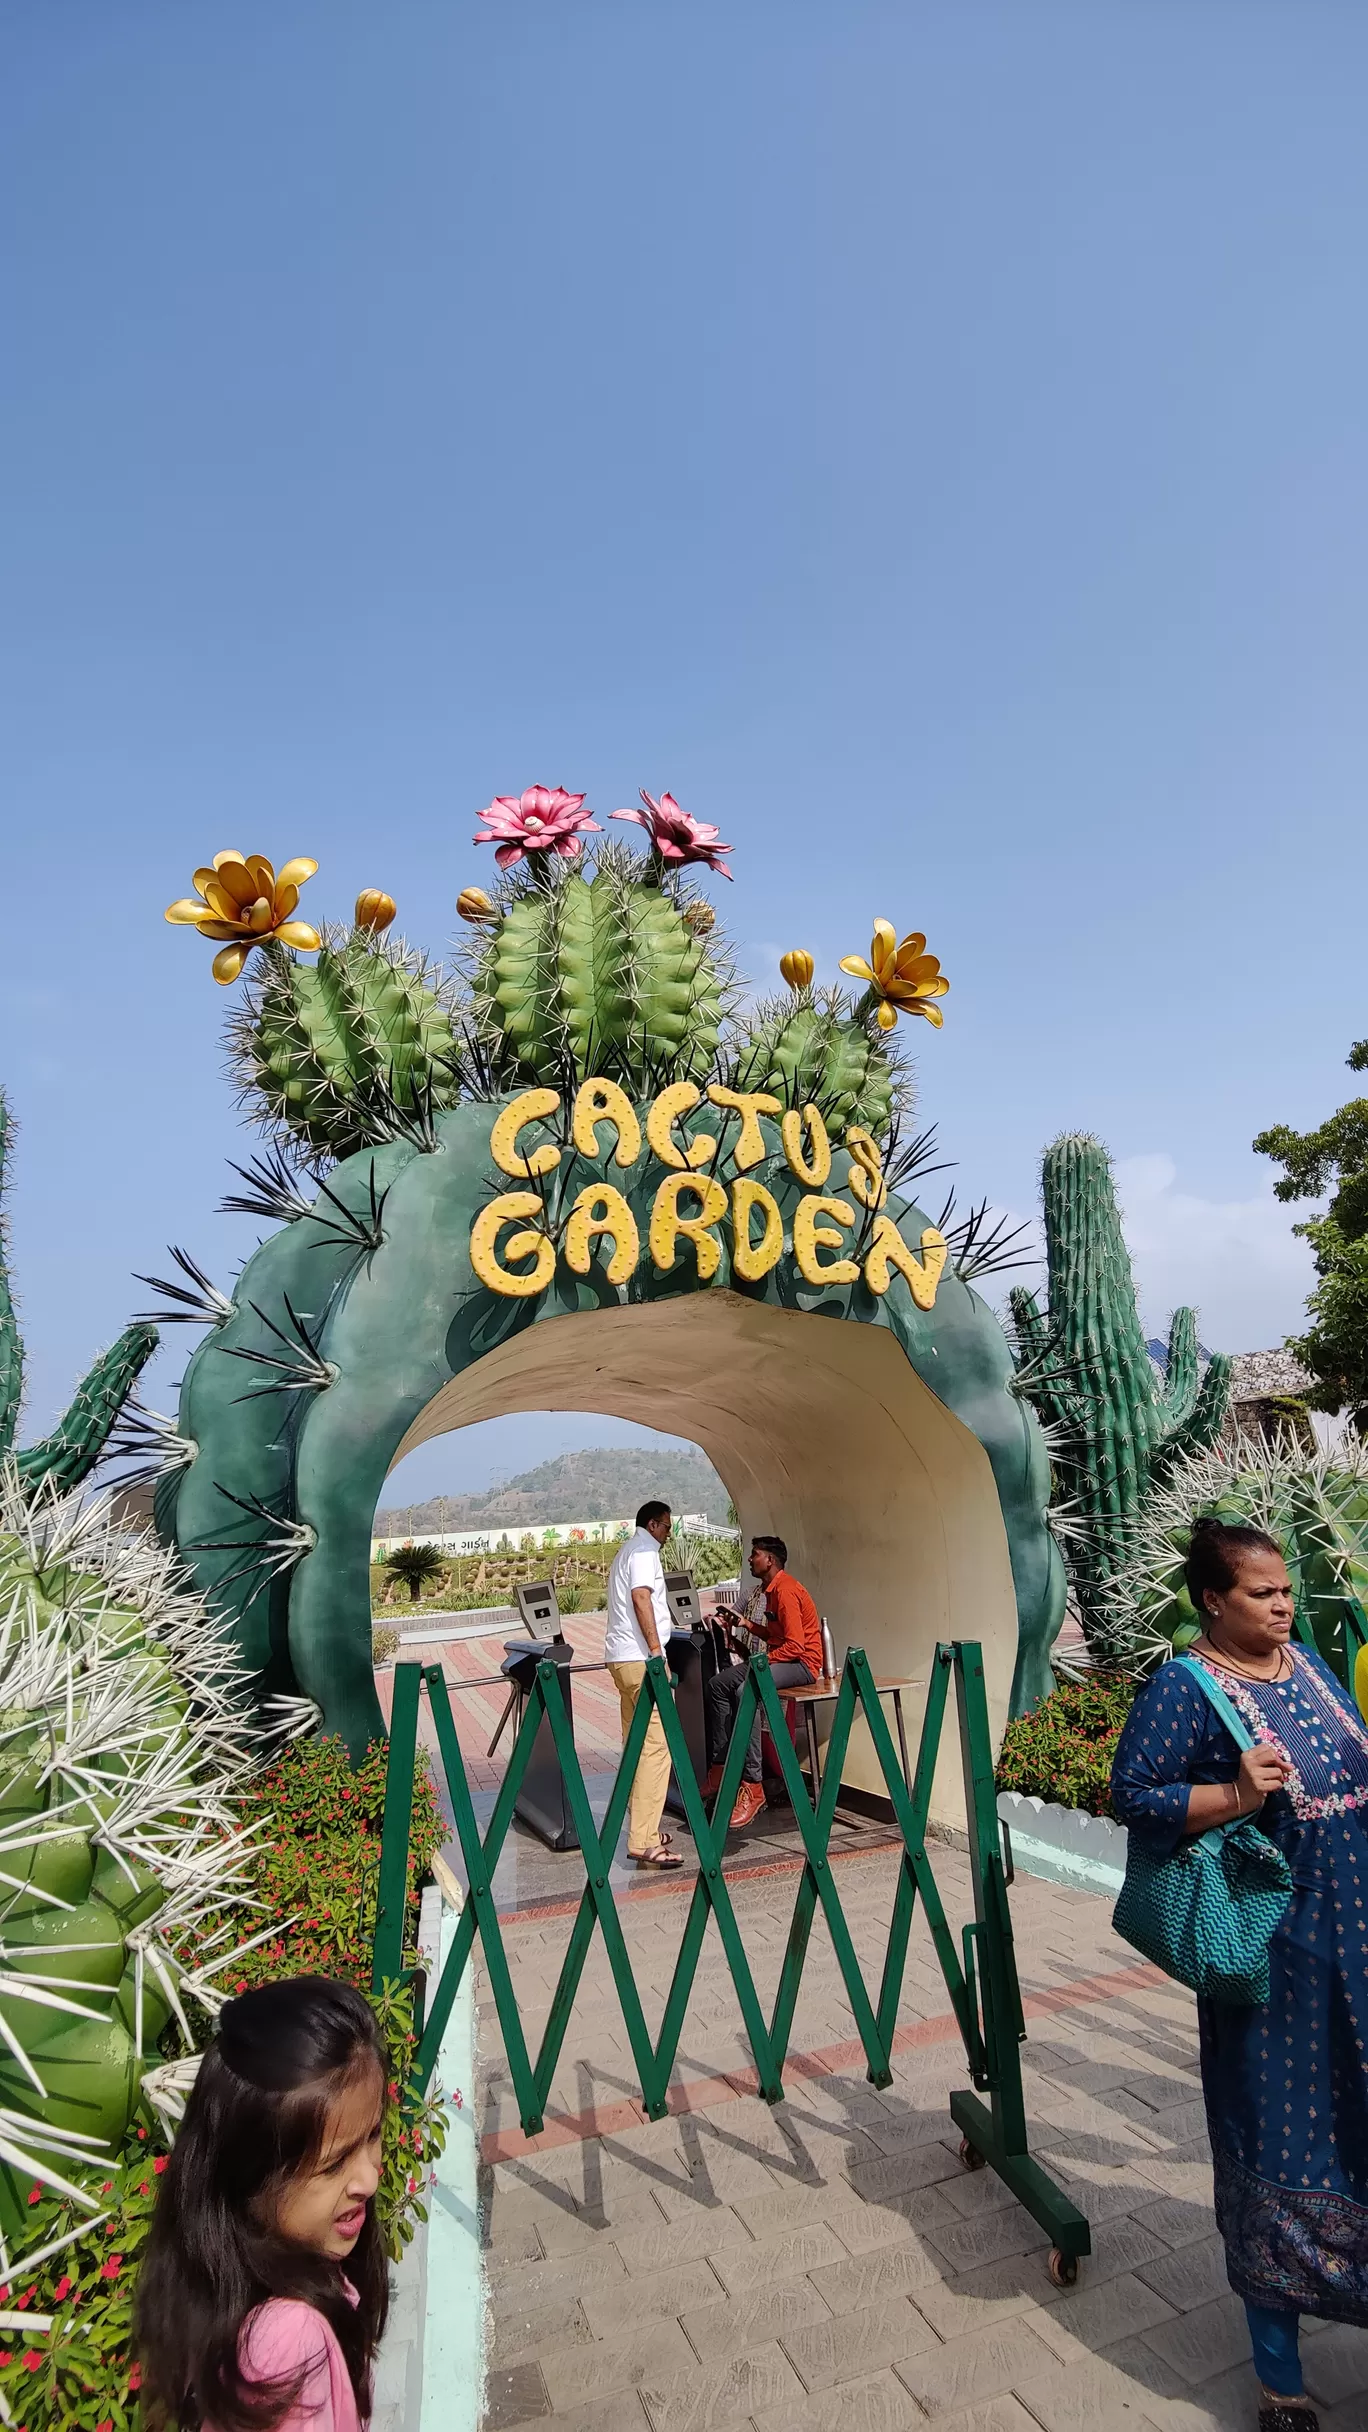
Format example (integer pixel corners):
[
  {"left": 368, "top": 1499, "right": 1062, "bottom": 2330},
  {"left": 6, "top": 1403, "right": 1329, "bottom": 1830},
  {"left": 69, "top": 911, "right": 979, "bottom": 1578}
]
[{"left": 1111, "top": 1516, "right": 1368, "bottom": 2432}]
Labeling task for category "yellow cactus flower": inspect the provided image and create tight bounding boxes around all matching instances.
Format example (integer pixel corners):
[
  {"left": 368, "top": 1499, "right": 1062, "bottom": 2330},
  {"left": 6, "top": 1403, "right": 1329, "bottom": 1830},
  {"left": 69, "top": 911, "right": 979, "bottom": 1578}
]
[
  {"left": 354, "top": 889, "right": 397, "bottom": 934},
  {"left": 456, "top": 886, "right": 498, "bottom": 926},
  {"left": 165, "top": 851, "right": 321, "bottom": 985},
  {"left": 780, "top": 949, "right": 814, "bottom": 991},
  {"left": 839, "top": 920, "right": 949, "bottom": 1030}
]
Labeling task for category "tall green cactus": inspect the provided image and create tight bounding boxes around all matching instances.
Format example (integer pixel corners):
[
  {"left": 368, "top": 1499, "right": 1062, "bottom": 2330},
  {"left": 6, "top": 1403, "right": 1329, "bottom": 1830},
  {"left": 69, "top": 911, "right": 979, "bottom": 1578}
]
[
  {"left": 0, "top": 1092, "right": 158, "bottom": 1495},
  {"left": 471, "top": 854, "right": 729, "bottom": 1088},
  {"left": 231, "top": 927, "right": 462, "bottom": 1162},
  {"left": 733, "top": 987, "right": 900, "bottom": 1134},
  {"left": 1011, "top": 1134, "right": 1232, "bottom": 1631},
  {"left": 13, "top": 1324, "right": 160, "bottom": 1495}
]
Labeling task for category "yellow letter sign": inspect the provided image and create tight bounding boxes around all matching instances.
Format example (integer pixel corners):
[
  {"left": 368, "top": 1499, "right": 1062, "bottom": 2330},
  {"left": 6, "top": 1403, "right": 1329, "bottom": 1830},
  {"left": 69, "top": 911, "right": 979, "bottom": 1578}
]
[
  {"left": 572, "top": 1079, "right": 642, "bottom": 1168},
  {"left": 705, "top": 1085, "right": 782, "bottom": 1172},
  {"left": 564, "top": 1185, "right": 639, "bottom": 1285},
  {"left": 864, "top": 1217, "right": 947, "bottom": 1308},
  {"left": 470, "top": 1193, "right": 558, "bottom": 1297},
  {"left": 650, "top": 1173, "right": 729, "bottom": 1278},
  {"left": 793, "top": 1193, "right": 860, "bottom": 1286},
  {"left": 731, "top": 1177, "right": 784, "bottom": 1280},
  {"left": 489, "top": 1089, "right": 562, "bottom": 1179},
  {"left": 644, "top": 1081, "right": 716, "bottom": 1170}
]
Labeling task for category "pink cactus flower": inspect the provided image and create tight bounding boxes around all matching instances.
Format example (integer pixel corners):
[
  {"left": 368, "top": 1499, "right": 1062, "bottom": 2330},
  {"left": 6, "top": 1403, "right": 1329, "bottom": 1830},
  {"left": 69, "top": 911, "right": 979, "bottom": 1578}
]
[
  {"left": 611, "top": 790, "right": 734, "bottom": 879},
  {"left": 473, "top": 786, "right": 601, "bottom": 869}
]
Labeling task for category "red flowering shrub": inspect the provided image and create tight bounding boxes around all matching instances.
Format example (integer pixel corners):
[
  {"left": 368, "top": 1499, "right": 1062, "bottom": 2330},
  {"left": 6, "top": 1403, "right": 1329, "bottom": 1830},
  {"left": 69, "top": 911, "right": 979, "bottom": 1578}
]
[
  {"left": 995, "top": 1675, "right": 1135, "bottom": 1818},
  {"left": 222, "top": 1733, "right": 444, "bottom": 1989}
]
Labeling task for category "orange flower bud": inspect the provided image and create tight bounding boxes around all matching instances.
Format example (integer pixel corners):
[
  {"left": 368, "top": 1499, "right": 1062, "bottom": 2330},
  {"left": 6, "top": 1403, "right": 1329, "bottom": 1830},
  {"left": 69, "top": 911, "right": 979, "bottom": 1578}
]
[
  {"left": 780, "top": 949, "right": 814, "bottom": 991},
  {"left": 457, "top": 886, "right": 497, "bottom": 925},
  {"left": 354, "top": 889, "right": 397, "bottom": 934}
]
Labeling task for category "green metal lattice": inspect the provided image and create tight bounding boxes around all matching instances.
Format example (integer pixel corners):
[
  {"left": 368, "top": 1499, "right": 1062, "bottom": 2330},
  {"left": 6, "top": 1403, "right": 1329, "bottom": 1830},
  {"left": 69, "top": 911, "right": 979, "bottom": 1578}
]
[{"left": 372, "top": 1640, "right": 1091, "bottom": 2266}]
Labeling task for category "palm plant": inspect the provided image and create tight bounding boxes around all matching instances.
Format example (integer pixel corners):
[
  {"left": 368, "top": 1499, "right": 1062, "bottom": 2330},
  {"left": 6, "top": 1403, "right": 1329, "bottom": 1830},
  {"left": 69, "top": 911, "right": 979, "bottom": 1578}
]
[{"left": 384, "top": 1542, "right": 446, "bottom": 1604}]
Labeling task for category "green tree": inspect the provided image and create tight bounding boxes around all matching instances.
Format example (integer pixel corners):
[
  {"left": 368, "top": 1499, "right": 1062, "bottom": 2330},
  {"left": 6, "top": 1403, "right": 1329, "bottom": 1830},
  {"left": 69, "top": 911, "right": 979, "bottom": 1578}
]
[
  {"left": 1255, "top": 1039, "right": 1368, "bottom": 1432},
  {"left": 385, "top": 1541, "right": 446, "bottom": 1602}
]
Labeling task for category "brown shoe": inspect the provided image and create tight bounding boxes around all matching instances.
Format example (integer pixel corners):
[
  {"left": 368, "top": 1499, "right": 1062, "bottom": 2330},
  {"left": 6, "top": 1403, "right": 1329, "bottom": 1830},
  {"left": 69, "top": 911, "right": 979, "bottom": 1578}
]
[
  {"left": 704, "top": 1763, "right": 726, "bottom": 1797},
  {"left": 728, "top": 1781, "right": 766, "bottom": 1831}
]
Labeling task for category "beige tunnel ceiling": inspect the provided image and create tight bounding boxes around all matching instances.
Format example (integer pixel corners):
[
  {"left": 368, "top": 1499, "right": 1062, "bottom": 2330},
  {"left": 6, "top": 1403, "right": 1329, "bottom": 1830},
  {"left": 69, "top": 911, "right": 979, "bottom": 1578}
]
[{"left": 390, "top": 1292, "right": 1018, "bottom": 1829}]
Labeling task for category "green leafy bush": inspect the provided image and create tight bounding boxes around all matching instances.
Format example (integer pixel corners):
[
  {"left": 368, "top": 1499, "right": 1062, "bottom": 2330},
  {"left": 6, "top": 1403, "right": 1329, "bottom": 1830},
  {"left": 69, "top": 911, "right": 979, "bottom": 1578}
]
[{"left": 995, "top": 1677, "right": 1135, "bottom": 1818}]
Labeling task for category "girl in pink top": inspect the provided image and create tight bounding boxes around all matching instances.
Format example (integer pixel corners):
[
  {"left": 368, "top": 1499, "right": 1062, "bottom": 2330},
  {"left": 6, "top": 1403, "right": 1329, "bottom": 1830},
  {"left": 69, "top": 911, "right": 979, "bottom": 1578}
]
[{"left": 136, "top": 1977, "right": 391, "bottom": 2430}]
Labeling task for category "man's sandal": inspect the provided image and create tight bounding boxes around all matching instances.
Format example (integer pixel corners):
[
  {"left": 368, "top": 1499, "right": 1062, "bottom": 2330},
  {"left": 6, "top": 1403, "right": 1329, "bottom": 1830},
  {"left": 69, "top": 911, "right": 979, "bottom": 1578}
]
[{"left": 632, "top": 1842, "right": 683, "bottom": 1869}]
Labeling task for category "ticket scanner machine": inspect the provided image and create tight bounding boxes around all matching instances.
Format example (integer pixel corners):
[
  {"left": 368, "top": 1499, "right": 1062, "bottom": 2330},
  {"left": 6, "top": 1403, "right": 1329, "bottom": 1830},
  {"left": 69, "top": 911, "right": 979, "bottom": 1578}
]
[{"left": 497, "top": 1580, "right": 578, "bottom": 1849}]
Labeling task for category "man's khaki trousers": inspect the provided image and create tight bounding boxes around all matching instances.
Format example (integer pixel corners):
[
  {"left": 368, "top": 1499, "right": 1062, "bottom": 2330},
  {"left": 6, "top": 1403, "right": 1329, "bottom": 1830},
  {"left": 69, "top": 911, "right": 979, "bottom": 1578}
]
[{"left": 607, "top": 1660, "right": 671, "bottom": 1857}]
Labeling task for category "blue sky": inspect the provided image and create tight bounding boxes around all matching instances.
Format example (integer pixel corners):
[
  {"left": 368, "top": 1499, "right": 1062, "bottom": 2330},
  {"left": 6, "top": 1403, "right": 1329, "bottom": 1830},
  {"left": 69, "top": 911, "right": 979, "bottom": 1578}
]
[{"left": 4, "top": 2, "right": 1366, "bottom": 1505}]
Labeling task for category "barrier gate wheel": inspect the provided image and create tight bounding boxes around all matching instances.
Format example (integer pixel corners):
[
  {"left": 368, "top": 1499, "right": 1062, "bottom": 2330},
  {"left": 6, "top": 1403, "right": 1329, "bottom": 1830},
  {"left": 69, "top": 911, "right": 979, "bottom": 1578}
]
[{"left": 1047, "top": 2248, "right": 1080, "bottom": 2289}]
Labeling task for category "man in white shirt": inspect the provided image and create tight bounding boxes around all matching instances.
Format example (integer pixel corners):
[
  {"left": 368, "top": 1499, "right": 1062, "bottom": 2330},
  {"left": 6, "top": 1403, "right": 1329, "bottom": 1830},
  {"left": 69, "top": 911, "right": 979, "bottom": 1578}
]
[{"left": 604, "top": 1500, "right": 682, "bottom": 1869}]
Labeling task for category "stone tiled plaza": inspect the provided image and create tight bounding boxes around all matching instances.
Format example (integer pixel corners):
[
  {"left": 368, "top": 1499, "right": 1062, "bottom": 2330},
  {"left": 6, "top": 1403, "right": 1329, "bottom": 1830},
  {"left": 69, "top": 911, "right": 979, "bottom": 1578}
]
[{"left": 470, "top": 1839, "right": 1368, "bottom": 2432}]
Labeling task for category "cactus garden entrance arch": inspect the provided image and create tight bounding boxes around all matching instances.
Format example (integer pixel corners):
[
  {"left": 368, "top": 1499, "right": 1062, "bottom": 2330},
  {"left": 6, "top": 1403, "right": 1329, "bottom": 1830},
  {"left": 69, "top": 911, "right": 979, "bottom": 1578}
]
[
  {"left": 157, "top": 812, "right": 1070, "bottom": 1823},
  {"left": 162, "top": 1091, "right": 1065, "bottom": 1833}
]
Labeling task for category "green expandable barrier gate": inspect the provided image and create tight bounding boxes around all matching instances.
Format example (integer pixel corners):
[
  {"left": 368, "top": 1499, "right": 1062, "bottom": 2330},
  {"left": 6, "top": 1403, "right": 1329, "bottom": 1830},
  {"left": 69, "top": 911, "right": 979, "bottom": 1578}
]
[{"left": 372, "top": 1640, "right": 1091, "bottom": 2276}]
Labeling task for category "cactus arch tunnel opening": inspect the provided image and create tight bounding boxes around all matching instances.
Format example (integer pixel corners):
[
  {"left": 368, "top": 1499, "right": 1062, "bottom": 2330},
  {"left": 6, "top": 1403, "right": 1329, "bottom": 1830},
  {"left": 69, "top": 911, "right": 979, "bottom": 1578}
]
[{"left": 382, "top": 1293, "right": 1020, "bottom": 1835}]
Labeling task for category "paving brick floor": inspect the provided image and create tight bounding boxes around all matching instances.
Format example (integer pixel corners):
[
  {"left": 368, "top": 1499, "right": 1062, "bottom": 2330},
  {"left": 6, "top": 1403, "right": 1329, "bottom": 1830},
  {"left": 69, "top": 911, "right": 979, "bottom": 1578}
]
[{"left": 472, "top": 1840, "right": 1368, "bottom": 2432}]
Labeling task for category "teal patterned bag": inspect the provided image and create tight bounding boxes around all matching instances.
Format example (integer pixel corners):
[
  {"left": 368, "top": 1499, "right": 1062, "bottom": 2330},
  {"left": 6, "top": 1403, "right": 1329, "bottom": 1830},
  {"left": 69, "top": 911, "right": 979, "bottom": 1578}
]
[{"left": 1112, "top": 1659, "right": 1294, "bottom": 2005}]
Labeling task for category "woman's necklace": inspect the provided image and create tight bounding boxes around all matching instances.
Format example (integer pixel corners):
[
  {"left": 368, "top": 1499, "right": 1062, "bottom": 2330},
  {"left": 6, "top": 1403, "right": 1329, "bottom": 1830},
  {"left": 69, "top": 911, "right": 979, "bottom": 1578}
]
[{"left": 1199, "top": 1632, "right": 1291, "bottom": 1684}]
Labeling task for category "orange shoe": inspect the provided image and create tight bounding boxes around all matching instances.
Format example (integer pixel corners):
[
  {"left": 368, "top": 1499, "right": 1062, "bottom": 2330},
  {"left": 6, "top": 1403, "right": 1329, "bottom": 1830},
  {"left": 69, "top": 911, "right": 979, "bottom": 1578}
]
[
  {"left": 704, "top": 1763, "right": 726, "bottom": 1798},
  {"left": 728, "top": 1781, "right": 766, "bottom": 1832}
]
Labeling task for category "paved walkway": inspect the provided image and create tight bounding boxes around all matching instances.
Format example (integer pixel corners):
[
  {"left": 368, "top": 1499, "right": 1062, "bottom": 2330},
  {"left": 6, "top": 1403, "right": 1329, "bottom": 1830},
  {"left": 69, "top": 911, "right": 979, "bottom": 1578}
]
[{"left": 472, "top": 1843, "right": 1368, "bottom": 2432}]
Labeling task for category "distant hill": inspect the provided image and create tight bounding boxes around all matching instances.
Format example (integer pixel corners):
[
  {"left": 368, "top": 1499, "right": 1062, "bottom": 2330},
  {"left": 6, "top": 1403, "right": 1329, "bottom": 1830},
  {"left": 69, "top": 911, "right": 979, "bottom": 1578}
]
[{"left": 376, "top": 1446, "right": 731, "bottom": 1537}]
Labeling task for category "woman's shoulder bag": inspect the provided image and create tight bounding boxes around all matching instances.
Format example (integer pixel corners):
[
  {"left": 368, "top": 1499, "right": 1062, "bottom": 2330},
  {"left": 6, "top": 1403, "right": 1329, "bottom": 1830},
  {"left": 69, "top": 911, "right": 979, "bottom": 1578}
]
[{"left": 1111, "top": 1658, "right": 1293, "bottom": 2005}]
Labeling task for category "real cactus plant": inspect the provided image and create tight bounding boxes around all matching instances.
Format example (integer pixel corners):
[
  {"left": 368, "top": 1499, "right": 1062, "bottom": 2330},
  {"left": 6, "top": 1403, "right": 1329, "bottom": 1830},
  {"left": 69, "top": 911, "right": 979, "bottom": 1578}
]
[
  {"left": 1010, "top": 1134, "right": 1232, "bottom": 1637},
  {"left": 0, "top": 1091, "right": 159, "bottom": 1498},
  {"left": 1097, "top": 1434, "right": 1368, "bottom": 1702},
  {"left": 0, "top": 1469, "right": 260, "bottom": 2266},
  {"left": 229, "top": 926, "right": 464, "bottom": 1164}
]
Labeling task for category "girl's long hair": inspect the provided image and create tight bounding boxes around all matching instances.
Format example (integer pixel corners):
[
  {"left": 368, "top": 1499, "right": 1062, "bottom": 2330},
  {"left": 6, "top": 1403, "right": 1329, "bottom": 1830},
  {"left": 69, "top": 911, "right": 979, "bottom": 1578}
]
[{"left": 136, "top": 1975, "right": 391, "bottom": 2431}]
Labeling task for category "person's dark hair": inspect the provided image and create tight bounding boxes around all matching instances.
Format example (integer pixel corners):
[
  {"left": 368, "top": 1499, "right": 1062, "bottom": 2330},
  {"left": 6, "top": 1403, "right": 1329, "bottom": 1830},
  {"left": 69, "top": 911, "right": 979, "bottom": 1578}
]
[
  {"left": 636, "top": 1500, "right": 671, "bottom": 1530},
  {"left": 1184, "top": 1514, "right": 1284, "bottom": 1620},
  {"left": 752, "top": 1535, "right": 787, "bottom": 1569},
  {"left": 137, "top": 1976, "right": 389, "bottom": 2432}
]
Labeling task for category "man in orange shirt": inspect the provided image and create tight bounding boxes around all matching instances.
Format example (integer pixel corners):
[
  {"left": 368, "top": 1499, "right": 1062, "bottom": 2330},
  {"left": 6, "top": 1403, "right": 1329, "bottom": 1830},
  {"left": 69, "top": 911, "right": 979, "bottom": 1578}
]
[{"left": 704, "top": 1536, "right": 823, "bottom": 1832}]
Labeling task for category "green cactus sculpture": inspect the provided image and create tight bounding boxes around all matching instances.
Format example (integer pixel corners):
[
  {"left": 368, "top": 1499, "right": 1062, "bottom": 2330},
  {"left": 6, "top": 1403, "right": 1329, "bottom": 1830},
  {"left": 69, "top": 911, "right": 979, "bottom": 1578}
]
[
  {"left": 469, "top": 854, "right": 731, "bottom": 1089},
  {"left": 230, "top": 924, "right": 463, "bottom": 1164},
  {"left": 1100, "top": 1435, "right": 1368, "bottom": 1696},
  {"left": 0, "top": 1092, "right": 158, "bottom": 1497},
  {"left": 0, "top": 1471, "right": 258, "bottom": 2261},
  {"left": 734, "top": 986, "right": 900, "bottom": 1134},
  {"left": 1010, "top": 1134, "right": 1232, "bottom": 1634}
]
